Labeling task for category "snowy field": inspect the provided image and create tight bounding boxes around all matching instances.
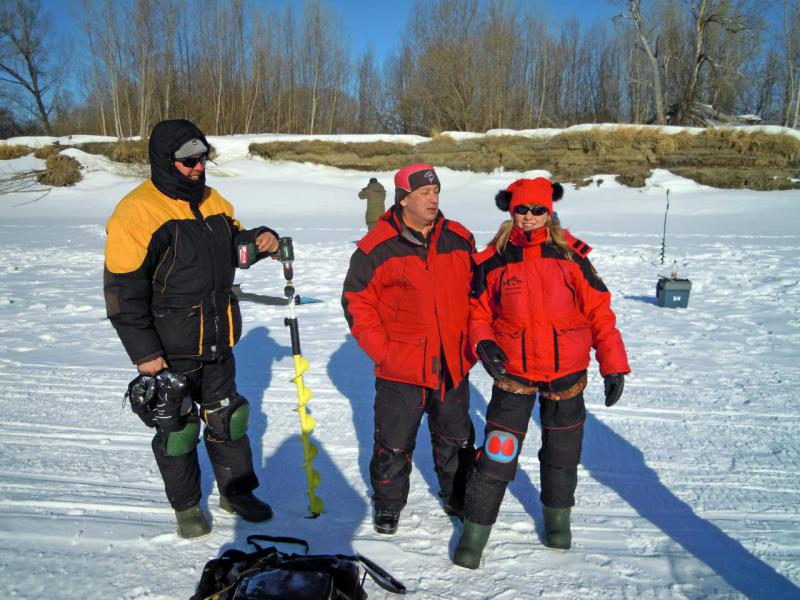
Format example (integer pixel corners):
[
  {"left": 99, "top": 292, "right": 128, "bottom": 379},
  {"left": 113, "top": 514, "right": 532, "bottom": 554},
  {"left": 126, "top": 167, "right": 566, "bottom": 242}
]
[{"left": 0, "top": 139, "right": 799, "bottom": 599}]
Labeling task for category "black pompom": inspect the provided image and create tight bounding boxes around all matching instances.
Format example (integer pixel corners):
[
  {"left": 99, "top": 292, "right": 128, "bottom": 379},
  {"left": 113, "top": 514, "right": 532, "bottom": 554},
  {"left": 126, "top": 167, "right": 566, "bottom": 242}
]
[
  {"left": 552, "top": 183, "right": 564, "bottom": 202},
  {"left": 495, "top": 190, "right": 512, "bottom": 211}
]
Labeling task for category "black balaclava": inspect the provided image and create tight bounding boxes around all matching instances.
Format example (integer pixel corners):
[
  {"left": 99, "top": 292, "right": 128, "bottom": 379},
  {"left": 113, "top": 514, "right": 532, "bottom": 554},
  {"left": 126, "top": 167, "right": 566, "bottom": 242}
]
[{"left": 148, "top": 119, "right": 210, "bottom": 205}]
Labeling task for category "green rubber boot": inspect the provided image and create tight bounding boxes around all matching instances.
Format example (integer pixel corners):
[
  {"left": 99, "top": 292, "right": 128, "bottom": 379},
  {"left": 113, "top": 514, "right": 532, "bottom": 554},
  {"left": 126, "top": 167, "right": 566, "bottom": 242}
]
[
  {"left": 453, "top": 519, "right": 493, "bottom": 569},
  {"left": 543, "top": 506, "right": 571, "bottom": 550},
  {"left": 175, "top": 504, "right": 211, "bottom": 539}
]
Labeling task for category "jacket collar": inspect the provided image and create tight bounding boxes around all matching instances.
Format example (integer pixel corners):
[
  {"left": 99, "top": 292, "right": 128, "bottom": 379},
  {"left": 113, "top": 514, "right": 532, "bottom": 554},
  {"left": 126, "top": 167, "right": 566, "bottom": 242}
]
[
  {"left": 510, "top": 225, "right": 548, "bottom": 248},
  {"left": 388, "top": 205, "right": 444, "bottom": 247}
]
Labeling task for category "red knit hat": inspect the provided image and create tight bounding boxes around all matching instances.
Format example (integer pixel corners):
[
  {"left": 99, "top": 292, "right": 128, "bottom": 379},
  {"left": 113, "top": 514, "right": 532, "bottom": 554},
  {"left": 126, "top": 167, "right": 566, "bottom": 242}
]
[
  {"left": 394, "top": 163, "right": 440, "bottom": 204},
  {"left": 495, "top": 177, "right": 563, "bottom": 215}
]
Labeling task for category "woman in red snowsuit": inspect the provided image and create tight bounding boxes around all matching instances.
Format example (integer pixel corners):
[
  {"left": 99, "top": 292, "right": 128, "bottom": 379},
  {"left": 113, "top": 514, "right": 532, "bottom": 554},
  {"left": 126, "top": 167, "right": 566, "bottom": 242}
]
[{"left": 453, "top": 177, "right": 630, "bottom": 569}]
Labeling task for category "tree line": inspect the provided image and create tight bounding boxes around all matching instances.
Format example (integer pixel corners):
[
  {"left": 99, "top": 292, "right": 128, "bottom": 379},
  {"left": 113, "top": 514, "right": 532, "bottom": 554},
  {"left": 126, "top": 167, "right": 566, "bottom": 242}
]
[{"left": 1, "top": 0, "right": 797, "bottom": 139}]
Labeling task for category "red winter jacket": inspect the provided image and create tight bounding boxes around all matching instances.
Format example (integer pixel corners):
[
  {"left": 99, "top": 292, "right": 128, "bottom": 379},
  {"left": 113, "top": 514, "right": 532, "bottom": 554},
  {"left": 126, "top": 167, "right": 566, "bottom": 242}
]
[
  {"left": 470, "top": 226, "right": 630, "bottom": 382},
  {"left": 342, "top": 207, "right": 476, "bottom": 389}
]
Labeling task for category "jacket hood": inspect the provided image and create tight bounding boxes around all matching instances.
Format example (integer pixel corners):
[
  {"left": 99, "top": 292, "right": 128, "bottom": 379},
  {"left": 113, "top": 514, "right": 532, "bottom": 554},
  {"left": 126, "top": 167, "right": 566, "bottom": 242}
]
[{"left": 148, "top": 119, "right": 210, "bottom": 204}]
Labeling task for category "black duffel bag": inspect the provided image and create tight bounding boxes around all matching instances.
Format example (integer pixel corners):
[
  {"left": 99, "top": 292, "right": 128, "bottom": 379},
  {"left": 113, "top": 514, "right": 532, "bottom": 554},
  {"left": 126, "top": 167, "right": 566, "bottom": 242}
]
[{"left": 191, "top": 535, "right": 406, "bottom": 600}]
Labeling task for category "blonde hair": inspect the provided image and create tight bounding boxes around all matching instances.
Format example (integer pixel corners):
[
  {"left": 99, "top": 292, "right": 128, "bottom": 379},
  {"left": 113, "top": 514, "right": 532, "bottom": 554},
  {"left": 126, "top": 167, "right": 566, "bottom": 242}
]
[{"left": 490, "top": 216, "right": 575, "bottom": 260}]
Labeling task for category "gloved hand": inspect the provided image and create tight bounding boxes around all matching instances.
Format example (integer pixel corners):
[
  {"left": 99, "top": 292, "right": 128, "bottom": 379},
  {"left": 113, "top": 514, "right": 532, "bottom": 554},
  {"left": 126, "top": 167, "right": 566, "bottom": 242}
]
[
  {"left": 154, "top": 370, "right": 190, "bottom": 432},
  {"left": 125, "top": 374, "right": 157, "bottom": 427},
  {"left": 603, "top": 373, "right": 625, "bottom": 407},
  {"left": 476, "top": 340, "right": 508, "bottom": 381}
]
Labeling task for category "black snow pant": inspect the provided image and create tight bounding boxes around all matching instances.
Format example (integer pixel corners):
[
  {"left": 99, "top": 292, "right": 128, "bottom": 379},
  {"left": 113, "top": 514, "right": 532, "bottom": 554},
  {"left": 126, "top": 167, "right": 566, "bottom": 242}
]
[
  {"left": 151, "top": 353, "right": 259, "bottom": 511},
  {"left": 370, "top": 374, "right": 474, "bottom": 512},
  {"left": 463, "top": 370, "right": 586, "bottom": 526}
]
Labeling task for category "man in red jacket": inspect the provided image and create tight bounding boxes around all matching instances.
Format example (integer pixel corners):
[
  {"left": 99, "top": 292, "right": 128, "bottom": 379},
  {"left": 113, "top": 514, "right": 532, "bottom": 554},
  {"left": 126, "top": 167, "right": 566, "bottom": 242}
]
[{"left": 342, "top": 164, "right": 476, "bottom": 534}]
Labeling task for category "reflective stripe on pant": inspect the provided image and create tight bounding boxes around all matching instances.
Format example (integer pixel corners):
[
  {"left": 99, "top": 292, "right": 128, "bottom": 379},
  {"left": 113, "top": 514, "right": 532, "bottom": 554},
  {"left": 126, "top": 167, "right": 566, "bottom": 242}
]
[
  {"left": 152, "top": 353, "right": 258, "bottom": 510},
  {"left": 464, "top": 370, "right": 586, "bottom": 525},
  {"left": 370, "top": 375, "right": 473, "bottom": 510}
]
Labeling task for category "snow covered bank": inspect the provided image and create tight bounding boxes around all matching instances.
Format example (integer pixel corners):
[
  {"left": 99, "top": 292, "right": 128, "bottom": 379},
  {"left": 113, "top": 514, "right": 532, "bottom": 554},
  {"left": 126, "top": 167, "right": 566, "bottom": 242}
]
[{"left": 0, "top": 150, "right": 798, "bottom": 599}]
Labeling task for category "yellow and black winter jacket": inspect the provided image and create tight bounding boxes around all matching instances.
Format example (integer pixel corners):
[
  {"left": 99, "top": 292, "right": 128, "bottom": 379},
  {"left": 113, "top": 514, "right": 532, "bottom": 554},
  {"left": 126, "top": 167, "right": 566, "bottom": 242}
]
[{"left": 104, "top": 178, "right": 275, "bottom": 364}]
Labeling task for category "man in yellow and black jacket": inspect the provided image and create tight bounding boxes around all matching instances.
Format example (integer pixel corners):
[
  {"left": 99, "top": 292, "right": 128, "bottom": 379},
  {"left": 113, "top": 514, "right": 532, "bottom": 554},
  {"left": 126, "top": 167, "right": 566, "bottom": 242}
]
[{"left": 104, "top": 119, "right": 278, "bottom": 537}]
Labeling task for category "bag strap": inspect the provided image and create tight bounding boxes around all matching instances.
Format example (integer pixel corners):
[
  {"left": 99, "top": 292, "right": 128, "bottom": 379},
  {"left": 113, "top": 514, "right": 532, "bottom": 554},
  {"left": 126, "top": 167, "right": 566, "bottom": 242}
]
[
  {"left": 352, "top": 554, "right": 407, "bottom": 595},
  {"left": 238, "top": 537, "right": 405, "bottom": 595},
  {"left": 246, "top": 534, "right": 310, "bottom": 555}
]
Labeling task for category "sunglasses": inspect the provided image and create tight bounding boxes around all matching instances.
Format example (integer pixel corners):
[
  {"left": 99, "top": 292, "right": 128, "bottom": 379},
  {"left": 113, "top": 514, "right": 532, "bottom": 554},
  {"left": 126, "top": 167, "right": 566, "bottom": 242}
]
[
  {"left": 513, "top": 204, "right": 548, "bottom": 216},
  {"left": 174, "top": 154, "right": 207, "bottom": 168}
]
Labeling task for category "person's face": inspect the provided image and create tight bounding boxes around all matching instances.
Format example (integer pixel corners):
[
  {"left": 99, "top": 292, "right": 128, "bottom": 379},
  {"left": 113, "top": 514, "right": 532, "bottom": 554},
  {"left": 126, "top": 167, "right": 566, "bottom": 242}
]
[
  {"left": 512, "top": 204, "right": 549, "bottom": 231},
  {"left": 173, "top": 153, "right": 206, "bottom": 181},
  {"left": 401, "top": 184, "right": 440, "bottom": 229}
]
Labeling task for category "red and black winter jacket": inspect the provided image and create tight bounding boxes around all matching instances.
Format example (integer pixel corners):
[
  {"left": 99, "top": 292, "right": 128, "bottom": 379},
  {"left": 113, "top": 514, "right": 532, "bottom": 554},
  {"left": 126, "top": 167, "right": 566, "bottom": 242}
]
[
  {"left": 470, "top": 226, "right": 630, "bottom": 382},
  {"left": 342, "top": 207, "right": 477, "bottom": 389}
]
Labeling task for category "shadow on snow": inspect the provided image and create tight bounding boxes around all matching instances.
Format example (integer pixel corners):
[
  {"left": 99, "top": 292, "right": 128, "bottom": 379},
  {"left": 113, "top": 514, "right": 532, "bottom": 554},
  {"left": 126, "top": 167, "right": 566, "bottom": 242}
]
[
  {"left": 200, "top": 326, "right": 368, "bottom": 572},
  {"left": 581, "top": 411, "right": 798, "bottom": 598},
  {"left": 199, "top": 328, "right": 796, "bottom": 598}
]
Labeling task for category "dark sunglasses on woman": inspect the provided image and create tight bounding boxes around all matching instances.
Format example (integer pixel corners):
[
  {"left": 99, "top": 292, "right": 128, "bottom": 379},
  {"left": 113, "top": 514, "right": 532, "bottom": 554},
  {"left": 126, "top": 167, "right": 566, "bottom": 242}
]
[
  {"left": 514, "top": 204, "right": 548, "bottom": 216},
  {"left": 175, "top": 154, "right": 208, "bottom": 169}
]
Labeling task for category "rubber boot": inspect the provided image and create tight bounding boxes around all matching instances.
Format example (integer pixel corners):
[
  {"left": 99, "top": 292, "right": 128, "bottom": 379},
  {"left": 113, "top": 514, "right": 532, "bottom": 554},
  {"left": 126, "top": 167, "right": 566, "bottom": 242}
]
[
  {"left": 220, "top": 492, "right": 273, "bottom": 522},
  {"left": 543, "top": 506, "right": 571, "bottom": 550},
  {"left": 453, "top": 519, "right": 493, "bottom": 569},
  {"left": 175, "top": 504, "right": 211, "bottom": 539}
]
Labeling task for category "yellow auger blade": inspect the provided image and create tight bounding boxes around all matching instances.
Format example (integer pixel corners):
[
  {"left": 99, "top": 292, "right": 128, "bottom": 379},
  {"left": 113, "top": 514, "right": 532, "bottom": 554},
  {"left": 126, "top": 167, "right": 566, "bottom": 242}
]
[
  {"left": 303, "top": 441, "right": 319, "bottom": 463},
  {"left": 290, "top": 353, "right": 323, "bottom": 516},
  {"left": 291, "top": 355, "right": 310, "bottom": 379},
  {"left": 308, "top": 468, "right": 322, "bottom": 489},
  {"left": 300, "top": 412, "right": 316, "bottom": 434},
  {"left": 308, "top": 495, "right": 324, "bottom": 515},
  {"left": 296, "top": 386, "right": 313, "bottom": 406}
]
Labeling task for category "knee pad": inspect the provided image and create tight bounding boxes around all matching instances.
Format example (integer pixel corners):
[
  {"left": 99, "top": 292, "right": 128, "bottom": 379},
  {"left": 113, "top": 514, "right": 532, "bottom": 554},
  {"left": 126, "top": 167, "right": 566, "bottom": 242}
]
[
  {"left": 163, "top": 415, "right": 200, "bottom": 456},
  {"left": 476, "top": 429, "right": 522, "bottom": 482},
  {"left": 202, "top": 393, "right": 250, "bottom": 442}
]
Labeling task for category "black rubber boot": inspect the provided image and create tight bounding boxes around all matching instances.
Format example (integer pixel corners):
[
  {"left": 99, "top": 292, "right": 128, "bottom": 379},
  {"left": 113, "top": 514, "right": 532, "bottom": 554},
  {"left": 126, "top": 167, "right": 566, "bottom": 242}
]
[
  {"left": 175, "top": 504, "right": 211, "bottom": 539},
  {"left": 453, "top": 519, "right": 493, "bottom": 569},
  {"left": 543, "top": 506, "right": 572, "bottom": 550},
  {"left": 373, "top": 508, "right": 400, "bottom": 534},
  {"left": 220, "top": 492, "right": 273, "bottom": 522}
]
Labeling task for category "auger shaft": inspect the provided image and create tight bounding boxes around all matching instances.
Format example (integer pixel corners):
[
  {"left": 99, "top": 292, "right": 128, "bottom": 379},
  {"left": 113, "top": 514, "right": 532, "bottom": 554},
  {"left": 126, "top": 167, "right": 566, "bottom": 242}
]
[{"left": 280, "top": 237, "right": 323, "bottom": 517}]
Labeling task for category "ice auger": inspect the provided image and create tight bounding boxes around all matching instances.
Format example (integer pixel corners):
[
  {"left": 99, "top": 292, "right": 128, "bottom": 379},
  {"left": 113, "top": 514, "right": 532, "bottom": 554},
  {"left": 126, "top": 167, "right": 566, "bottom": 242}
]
[{"left": 278, "top": 237, "right": 324, "bottom": 517}]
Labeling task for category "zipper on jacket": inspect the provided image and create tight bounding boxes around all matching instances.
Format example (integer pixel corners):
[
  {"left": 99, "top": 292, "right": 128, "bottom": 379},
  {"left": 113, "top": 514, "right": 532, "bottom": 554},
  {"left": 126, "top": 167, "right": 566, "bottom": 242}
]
[
  {"left": 458, "top": 331, "right": 464, "bottom": 376},
  {"left": 422, "top": 337, "right": 428, "bottom": 383},
  {"left": 190, "top": 203, "right": 220, "bottom": 356},
  {"left": 521, "top": 330, "right": 527, "bottom": 372},
  {"left": 552, "top": 326, "right": 560, "bottom": 372}
]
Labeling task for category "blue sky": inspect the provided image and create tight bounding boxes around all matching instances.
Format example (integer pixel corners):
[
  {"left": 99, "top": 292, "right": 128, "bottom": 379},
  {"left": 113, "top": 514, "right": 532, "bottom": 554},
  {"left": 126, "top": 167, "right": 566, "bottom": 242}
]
[
  {"left": 42, "top": 0, "right": 622, "bottom": 64},
  {"left": 318, "top": 0, "right": 622, "bottom": 61}
]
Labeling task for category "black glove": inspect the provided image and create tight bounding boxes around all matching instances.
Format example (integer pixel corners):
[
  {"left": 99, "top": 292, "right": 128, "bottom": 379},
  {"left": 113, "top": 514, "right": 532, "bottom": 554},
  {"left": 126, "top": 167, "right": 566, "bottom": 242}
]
[
  {"left": 125, "top": 374, "right": 157, "bottom": 427},
  {"left": 476, "top": 340, "right": 509, "bottom": 381},
  {"left": 603, "top": 373, "right": 625, "bottom": 407},
  {"left": 154, "top": 370, "right": 191, "bottom": 432}
]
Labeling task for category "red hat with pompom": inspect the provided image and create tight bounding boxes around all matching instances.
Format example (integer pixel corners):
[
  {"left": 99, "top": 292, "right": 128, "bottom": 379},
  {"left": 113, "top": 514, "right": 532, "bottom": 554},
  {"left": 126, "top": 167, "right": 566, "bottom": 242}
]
[{"left": 494, "top": 177, "right": 563, "bottom": 215}]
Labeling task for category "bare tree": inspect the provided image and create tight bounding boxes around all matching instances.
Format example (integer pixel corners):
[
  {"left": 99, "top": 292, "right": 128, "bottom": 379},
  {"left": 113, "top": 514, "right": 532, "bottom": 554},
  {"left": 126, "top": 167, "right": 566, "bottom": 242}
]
[
  {"left": 624, "top": 0, "right": 667, "bottom": 124},
  {"left": 784, "top": 0, "right": 800, "bottom": 127},
  {"left": 0, "top": 0, "right": 66, "bottom": 135},
  {"left": 672, "top": 0, "right": 750, "bottom": 124}
]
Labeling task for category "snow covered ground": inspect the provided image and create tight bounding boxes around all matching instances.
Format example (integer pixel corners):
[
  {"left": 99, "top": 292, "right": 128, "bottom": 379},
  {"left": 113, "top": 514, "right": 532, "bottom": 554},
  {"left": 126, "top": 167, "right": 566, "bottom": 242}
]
[{"left": 0, "top": 139, "right": 798, "bottom": 599}]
